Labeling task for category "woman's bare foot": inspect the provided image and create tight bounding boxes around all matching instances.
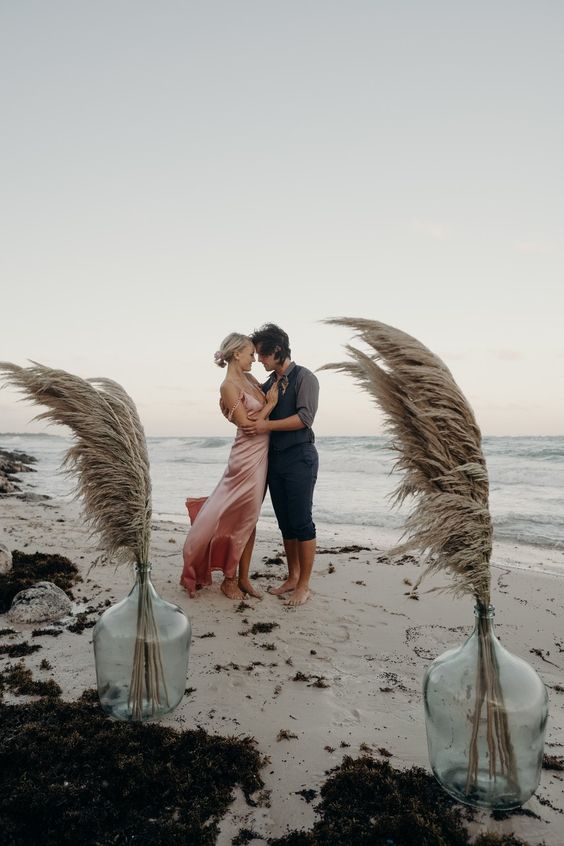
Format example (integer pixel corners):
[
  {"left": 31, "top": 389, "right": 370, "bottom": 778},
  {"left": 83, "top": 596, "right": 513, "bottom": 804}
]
[
  {"left": 221, "top": 577, "right": 245, "bottom": 600},
  {"left": 284, "top": 587, "right": 311, "bottom": 607},
  {"left": 239, "top": 579, "right": 262, "bottom": 599},
  {"left": 180, "top": 578, "right": 196, "bottom": 599},
  {"left": 268, "top": 579, "right": 297, "bottom": 596}
]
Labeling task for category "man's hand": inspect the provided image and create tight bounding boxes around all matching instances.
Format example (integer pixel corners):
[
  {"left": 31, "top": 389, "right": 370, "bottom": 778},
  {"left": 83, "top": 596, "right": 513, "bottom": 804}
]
[{"left": 242, "top": 417, "right": 269, "bottom": 437}]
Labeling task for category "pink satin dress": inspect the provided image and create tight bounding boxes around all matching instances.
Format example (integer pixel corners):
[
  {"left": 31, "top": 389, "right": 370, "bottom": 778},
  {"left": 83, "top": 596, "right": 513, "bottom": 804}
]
[{"left": 180, "top": 390, "right": 269, "bottom": 596}]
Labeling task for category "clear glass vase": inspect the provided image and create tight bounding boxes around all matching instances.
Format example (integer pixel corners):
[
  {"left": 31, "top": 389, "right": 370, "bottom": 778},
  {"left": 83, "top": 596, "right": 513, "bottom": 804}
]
[
  {"left": 423, "top": 604, "right": 548, "bottom": 809},
  {"left": 93, "top": 564, "right": 191, "bottom": 721}
]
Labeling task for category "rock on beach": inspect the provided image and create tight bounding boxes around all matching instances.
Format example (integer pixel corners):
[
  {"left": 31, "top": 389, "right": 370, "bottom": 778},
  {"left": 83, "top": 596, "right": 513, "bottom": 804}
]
[
  {"left": 0, "top": 543, "right": 12, "bottom": 574},
  {"left": 8, "top": 581, "right": 73, "bottom": 623},
  {"left": 0, "top": 447, "right": 37, "bottom": 496}
]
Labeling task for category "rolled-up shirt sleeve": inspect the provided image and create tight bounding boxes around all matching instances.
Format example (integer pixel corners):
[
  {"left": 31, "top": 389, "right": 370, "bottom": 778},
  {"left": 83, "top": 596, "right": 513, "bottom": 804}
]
[{"left": 296, "top": 368, "right": 319, "bottom": 428}]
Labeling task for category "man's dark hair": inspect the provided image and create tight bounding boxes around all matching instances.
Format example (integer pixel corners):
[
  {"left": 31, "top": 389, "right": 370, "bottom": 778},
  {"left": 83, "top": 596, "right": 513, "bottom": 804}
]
[{"left": 250, "top": 323, "right": 291, "bottom": 363}]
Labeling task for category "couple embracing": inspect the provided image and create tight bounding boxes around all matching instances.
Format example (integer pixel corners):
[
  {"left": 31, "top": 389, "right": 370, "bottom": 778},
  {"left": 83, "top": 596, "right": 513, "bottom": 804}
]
[{"left": 180, "top": 323, "right": 319, "bottom": 607}]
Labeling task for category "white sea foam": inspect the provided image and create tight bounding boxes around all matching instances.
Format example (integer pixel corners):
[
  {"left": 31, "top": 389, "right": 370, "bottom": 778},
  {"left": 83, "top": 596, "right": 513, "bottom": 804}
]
[{"left": 2, "top": 432, "right": 564, "bottom": 552}]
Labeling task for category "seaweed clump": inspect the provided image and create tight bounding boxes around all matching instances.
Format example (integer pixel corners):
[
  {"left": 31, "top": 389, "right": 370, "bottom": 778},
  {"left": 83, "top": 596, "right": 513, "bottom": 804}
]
[
  {"left": 250, "top": 622, "right": 279, "bottom": 635},
  {"left": 0, "top": 550, "right": 81, "bottom": 613},
  {"left": 0, "top": 694, "right": 266, "bottom": 846},
  {"left": 0, "top": 662, "right": 62, "bottom": 699},
  {"left": 268, "top": 756, "right": 533, "bottom": 846},
  {"left": 0, "top": 642, "right": 42, "bottom": 658}
]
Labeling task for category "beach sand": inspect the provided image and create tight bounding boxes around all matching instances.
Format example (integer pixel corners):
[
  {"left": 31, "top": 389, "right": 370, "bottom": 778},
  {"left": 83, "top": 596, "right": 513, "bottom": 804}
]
[{"left": 1, "top": 490, "right": 563, "bottom": 845}]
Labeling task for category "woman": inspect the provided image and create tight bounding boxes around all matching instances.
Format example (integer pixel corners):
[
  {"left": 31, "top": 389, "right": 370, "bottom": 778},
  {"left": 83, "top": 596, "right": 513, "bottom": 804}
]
[{"left": 180, "top": 333, "right": 278, "bottom": 599}]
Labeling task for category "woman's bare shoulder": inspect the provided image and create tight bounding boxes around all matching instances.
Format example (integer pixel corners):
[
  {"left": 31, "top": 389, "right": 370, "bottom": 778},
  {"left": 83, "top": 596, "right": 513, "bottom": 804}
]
[{"left": 220, "top": 378, "right": 243, "bottom": 398}]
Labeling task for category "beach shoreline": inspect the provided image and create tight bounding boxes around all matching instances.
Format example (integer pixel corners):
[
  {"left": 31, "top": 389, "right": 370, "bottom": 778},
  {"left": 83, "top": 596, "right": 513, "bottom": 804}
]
[{"left": 1, "top": 475, "right": 563, "bottom": 844}]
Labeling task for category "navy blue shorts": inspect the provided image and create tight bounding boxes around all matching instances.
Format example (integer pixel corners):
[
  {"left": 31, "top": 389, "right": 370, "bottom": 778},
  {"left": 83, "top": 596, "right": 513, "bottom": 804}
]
[{"left": 267, "top": 442, "right": 318, "bottom": 541}]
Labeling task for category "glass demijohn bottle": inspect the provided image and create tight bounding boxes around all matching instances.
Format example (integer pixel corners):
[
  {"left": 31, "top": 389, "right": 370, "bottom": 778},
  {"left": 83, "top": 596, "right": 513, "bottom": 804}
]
[
  {"left": 93, "top": 564, "right": 191, "bottom": 721},
  {"left": 423, "top": 604, "right": 548, "bottom": 809}
]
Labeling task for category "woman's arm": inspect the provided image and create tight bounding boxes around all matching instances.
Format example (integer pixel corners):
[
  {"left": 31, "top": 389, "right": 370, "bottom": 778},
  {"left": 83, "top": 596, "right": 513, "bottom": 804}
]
[
  {"left": 244, "top": 374, "right": 279, "bottom": 422},
  {"left": 220, "top": 381, "right": 277, "bottom": 428},
  {"left": 257, "top": 382, "right": 279, "bottom": 420}
]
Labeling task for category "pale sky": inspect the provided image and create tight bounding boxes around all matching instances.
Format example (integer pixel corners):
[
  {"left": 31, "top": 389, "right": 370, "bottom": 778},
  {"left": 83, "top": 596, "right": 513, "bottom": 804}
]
[{"left": 1, "top": 1, "right": 563, "bottom": 437}]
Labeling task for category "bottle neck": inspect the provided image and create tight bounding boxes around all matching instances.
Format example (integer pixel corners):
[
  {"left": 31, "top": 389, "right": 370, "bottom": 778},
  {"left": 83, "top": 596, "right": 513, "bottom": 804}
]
[
  {"left": 134, "top": 563, "right": 152, "bottom": 581},
  {"left": 472, "top": 603, "right": 497, "bottom": 642},
  {"left": 474, "top": 603, "right": 495, "bottom": 621}
]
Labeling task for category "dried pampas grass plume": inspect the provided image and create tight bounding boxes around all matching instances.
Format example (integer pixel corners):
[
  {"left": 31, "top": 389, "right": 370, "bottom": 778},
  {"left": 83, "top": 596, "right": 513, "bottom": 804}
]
[
  {"left": 0, "top": 361, "right": 160, "bottom": 719},
  {"left": 320, "top": 317, "right": 492, "bottom": 605},
  {"left": 320, "top": 318, "right": 518, "bottom": 797},
  {"left": 0, "top": 361, "right": 152, "bottom": 566}
]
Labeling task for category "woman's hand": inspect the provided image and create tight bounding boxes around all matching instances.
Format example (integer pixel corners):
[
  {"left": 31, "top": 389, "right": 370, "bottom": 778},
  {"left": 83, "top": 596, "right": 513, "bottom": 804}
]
[{"left": 266, "top": 382, "right": 279, "bottom": 408}]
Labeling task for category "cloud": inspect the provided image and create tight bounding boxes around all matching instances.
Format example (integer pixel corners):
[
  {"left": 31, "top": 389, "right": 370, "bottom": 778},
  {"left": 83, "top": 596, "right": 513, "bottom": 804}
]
[
  {"left": 411, "top": 219, "right": 449, "bottom": 241},
  {"left": 489, "top": 349, "right": 523, "bottom": 361},
  {"left": 482, "top": 400, "right": 530, "bottom": 411},
  {"left": 514, "top": 240, "right": 552, "bottom": 255},
  {"left": 438, "top": 350, "right": 467, "bottom": 361},
  {"left": 137, "top": 399, "right": 197, "bottom": 408}
]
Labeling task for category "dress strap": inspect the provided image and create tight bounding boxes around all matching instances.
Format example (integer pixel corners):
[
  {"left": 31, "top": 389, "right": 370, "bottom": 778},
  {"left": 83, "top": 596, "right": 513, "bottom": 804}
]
[{"left": 227, "top": 393, "right": 243, "bottom": 422}]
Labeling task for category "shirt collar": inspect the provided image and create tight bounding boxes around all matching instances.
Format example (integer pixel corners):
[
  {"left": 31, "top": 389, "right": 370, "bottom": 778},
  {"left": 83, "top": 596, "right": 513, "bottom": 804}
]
[{"left": 277, "top": 361, "right": 295, "bottom": 379}]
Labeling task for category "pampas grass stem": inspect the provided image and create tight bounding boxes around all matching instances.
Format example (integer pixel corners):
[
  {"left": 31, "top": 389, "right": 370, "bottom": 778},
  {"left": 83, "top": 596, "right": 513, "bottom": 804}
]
[
  {"left": 129, "top": 567, "right": 169, "bottom": 720},
  {"left": 466, "top": 611, "right": 517, "bottom": 794}
]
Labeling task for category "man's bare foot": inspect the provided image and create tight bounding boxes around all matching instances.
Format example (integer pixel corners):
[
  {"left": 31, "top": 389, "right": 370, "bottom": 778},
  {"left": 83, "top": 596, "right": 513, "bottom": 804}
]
[
  {"left": 268, "top": 579, "right": 297, "bottom": 596},
  {"left": 221, "top": 577, "right": 245, "bottom": 600},
  {"left": 284, "top": 587, "right": 311, "bottom": 607},
  {"left": 238, "top": 579, "right": 262, "bottom": 599}
]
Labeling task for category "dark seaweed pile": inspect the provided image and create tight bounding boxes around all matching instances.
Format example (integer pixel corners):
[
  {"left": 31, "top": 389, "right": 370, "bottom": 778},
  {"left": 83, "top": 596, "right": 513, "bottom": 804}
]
[
  {"left": 269, "top": 757, "right": 534, "bottom": 846},
  {"left": 0, "top": 693, "right": 266, "bottom": 846}
]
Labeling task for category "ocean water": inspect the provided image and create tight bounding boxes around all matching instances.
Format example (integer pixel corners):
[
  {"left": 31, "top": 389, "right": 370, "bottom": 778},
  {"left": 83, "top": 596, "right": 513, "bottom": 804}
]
[{"left": 2, "top": 433, "right": 564, "bottom": 553}]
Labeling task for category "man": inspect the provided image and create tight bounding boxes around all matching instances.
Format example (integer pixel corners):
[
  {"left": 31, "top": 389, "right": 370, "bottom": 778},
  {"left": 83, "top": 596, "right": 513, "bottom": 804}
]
[{"left": 243, "top": 323, "right": 319, "bottom": 606}]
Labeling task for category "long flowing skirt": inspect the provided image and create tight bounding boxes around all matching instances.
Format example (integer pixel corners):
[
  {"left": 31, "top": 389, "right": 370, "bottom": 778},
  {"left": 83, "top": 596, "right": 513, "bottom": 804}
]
[{"left": 180, "top": 427, "right": 269, "bottom": 595}]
